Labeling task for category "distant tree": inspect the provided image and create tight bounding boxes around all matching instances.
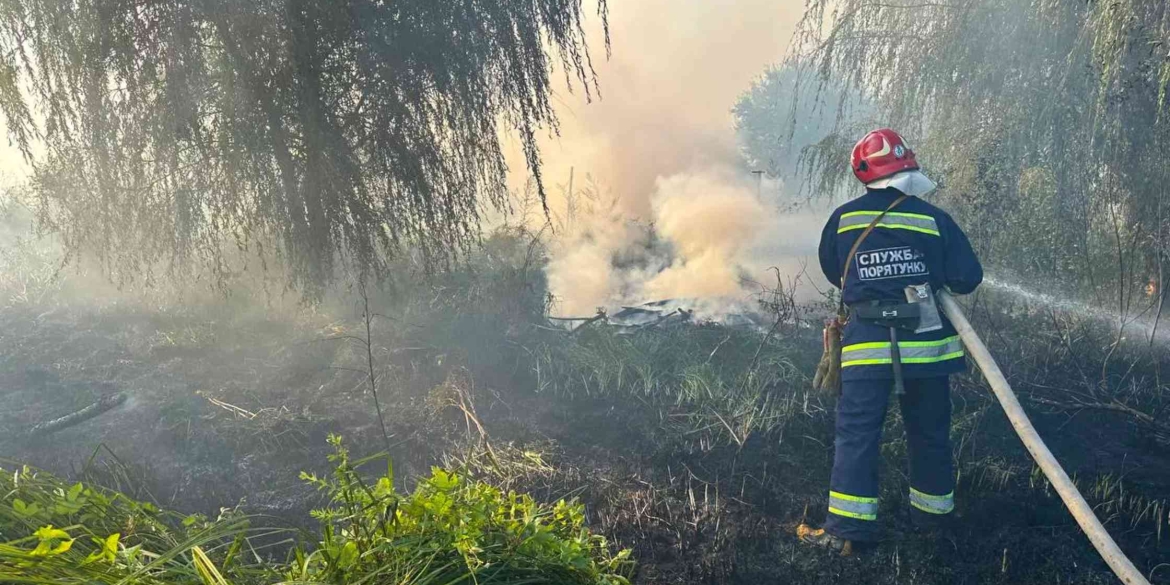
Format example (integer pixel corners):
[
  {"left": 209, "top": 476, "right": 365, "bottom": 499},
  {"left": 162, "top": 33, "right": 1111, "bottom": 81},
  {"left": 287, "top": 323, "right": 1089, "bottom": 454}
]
[
  {"left": 0, "top": 0, "right": 607, "bottom": 296},
  {"left": 732, "top": 62, "right": 867, "bottom": 197},
  {"left": 786, "top": 0, "right": 1170, "bottom": 307}
]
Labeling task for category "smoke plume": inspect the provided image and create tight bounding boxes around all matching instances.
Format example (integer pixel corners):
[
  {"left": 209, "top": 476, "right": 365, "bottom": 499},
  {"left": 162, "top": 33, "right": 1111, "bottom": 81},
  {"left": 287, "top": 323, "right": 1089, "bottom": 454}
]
[
  {"left": 519, "top": 0, "right": 823, "bottom": 315},
  {"left": 641, "top": 171, "right": 772, "bottom": 300},
  {"left": 543, "top": 166, "right": 833, "bottom": 317}
]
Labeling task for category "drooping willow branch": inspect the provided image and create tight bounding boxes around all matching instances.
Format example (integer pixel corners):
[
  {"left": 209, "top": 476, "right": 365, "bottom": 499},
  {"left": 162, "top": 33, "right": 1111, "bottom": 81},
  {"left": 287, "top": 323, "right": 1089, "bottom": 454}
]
[
  {"left": 784, "top": 0, "right": 1170, "bottom": 297},
  {"left": 0, "top": 0, "right": 608, "bottom": 297}
]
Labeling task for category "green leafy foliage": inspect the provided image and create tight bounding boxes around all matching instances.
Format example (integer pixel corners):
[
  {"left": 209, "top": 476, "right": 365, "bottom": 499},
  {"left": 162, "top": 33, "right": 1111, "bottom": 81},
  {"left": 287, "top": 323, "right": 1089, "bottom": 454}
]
[
  {"left": 1, "top": 436, "right": 632, "bottom": 585},
  {"left": 295, "top": 435, "right": 632, "bottom": 584},
  {"left": 0, "top": 464, "right": 261, "bottom": 584}
]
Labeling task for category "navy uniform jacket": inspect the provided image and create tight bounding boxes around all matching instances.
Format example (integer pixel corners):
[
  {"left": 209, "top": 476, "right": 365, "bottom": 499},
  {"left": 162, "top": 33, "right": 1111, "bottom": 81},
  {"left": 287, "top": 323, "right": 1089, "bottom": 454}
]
[{"left": 818, "top": 188, "right": 983, "bottom": 381}]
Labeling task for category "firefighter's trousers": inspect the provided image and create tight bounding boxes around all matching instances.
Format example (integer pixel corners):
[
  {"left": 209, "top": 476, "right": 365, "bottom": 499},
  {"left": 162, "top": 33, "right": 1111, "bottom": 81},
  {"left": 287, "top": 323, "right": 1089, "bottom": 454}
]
[{"left": 823, "top": 376, "right": 955, "bottom": 541}]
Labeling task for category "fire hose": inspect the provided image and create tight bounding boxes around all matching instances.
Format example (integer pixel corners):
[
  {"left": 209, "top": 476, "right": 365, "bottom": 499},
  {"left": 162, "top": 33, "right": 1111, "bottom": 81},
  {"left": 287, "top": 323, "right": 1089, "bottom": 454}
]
[{"left": 939, "top": 292, "right": 1151, "bottom": 585}]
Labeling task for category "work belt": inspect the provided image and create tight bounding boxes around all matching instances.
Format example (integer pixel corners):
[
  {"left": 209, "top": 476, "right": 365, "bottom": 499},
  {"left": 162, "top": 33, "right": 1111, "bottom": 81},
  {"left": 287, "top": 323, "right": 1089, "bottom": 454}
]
[
  {"left": 850, "top": 300, "right": 921, "bottom": 330},
  {"left": 849, "top": 300, "right": 923, "bottom": 395}
]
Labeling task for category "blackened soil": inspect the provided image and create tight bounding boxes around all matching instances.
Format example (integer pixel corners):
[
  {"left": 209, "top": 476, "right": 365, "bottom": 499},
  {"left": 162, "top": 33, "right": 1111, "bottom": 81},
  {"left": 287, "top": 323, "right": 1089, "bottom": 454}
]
[{"left": 2, "top": 303, "right": 1168, "bottom": 584}]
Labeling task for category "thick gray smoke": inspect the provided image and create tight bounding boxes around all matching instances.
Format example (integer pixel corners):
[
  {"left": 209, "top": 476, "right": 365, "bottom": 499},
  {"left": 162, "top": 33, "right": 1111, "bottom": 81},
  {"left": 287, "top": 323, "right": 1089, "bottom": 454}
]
[
  {"left": 542, "top": 166, "right": 831, "bottom": 317},
  {"left": 545, "top": 168, "right": 796, "bottom": 316},
  {"left": 512, "top": 0, "right": 827, "bottom": 316}
]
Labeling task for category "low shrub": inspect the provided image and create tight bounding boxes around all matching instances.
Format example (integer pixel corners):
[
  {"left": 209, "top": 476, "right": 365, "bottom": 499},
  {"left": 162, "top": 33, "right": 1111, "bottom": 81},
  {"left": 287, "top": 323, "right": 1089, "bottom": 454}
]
[{"left": 0, "top": 436, "right": 632, "bottom": 585}]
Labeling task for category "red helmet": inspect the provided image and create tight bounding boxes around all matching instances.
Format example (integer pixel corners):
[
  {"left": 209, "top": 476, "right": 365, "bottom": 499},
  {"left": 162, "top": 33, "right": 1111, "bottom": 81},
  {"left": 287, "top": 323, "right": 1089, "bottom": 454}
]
[{"left": 851, "top": 128, "right": 919, "bottom": 185}]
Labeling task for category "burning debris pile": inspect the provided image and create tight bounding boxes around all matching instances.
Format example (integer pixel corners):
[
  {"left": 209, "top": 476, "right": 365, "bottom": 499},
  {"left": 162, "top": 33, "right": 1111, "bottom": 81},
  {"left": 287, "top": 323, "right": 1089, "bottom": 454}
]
[{"left": 553, "top": 298, "right": 772, "bottom": 335}]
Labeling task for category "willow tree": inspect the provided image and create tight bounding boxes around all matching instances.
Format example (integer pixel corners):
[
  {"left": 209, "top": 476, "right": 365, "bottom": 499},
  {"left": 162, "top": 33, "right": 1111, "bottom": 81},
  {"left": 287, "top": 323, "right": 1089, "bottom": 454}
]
[
  {"left": 0, "top": 0, "right": 607, "bottom": 295},
  {"left": 784, "top": 0, "right": 1170, "bottom": 310},
  {"left": 733, "top": 61, "right": 868, "bottom": 195}
]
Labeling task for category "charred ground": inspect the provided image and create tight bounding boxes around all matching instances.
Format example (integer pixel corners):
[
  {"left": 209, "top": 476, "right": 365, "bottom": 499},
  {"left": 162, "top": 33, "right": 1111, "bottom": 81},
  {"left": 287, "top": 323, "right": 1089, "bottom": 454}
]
[{"left": 2, "top": 233, "right": 1168, "bottom": 584}]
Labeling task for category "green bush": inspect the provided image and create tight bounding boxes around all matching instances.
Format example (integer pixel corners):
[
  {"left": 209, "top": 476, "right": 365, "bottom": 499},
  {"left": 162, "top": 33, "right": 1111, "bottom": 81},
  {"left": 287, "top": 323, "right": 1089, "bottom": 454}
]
[
  {"left": 0, "top": 436, "right": 632, "bottom": 585},
  {"left": 0, "top": 460, "right": 262, "bottom": 585},
  {"left": 295, "top": 436, "right": 632, "bottom": 585}
]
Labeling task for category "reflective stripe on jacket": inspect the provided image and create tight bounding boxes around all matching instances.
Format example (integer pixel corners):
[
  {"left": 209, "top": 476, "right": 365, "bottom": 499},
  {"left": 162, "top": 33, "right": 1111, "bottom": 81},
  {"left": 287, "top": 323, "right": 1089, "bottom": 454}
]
[{"left": 818, "top": 188, "right": 983, "bottom": 381}]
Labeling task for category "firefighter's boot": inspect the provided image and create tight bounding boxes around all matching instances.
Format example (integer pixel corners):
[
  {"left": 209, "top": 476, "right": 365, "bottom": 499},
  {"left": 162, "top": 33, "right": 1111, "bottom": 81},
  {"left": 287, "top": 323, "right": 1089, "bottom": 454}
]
[{"left": 797, "top": 524, "right": 854, "bottom": 556}]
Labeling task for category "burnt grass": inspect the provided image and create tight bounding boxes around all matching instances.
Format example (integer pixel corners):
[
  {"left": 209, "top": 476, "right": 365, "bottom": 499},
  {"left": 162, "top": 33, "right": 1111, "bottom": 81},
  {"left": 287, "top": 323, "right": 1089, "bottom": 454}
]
[{"left": 1, "top": 286, "right": 1169, "bottom": 584}]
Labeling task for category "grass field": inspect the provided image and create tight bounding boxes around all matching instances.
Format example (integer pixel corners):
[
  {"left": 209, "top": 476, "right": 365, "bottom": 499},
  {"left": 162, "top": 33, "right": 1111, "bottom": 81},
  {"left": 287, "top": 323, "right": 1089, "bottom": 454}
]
[{"left": 2, "top": 230, "right": 1169, "bottom": 584}]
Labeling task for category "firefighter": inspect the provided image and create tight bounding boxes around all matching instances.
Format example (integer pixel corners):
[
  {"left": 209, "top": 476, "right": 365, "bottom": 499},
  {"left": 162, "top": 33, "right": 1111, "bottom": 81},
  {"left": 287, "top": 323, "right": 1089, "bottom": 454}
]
[{"left": 799, "top": 128, "right": 983, "bottom": 554}]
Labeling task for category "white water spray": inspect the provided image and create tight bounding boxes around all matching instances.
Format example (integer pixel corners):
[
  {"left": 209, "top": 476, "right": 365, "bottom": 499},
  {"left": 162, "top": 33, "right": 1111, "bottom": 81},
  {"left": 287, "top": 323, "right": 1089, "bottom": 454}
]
[
  {"left": 983, "top": 278, "right": 1116, "bottom": 320},
  {"left": 982, "top": 277, "right": 1169, "bottom": 345}
]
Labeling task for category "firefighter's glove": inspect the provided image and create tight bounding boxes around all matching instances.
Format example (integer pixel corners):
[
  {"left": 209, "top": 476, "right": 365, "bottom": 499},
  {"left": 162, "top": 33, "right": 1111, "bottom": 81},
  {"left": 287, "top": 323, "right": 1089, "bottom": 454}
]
[{"left": 812, "top": 317, "right": 843, "bottom": 395}]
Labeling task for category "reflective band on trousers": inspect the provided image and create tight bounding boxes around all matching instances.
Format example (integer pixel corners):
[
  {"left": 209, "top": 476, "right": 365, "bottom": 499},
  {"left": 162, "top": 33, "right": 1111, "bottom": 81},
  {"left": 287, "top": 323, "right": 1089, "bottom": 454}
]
[
  {"left": 841, "top": 335, "right": 964, "bottom": 368},
  {"left": 838, "top": 210, "right": 940, "bottom": 236},
  {"left": 909, "top": 488, "right": 954, "bottom": 514},
  {"left": 828, "top": 491, "right": 878, "bottom": 521}
]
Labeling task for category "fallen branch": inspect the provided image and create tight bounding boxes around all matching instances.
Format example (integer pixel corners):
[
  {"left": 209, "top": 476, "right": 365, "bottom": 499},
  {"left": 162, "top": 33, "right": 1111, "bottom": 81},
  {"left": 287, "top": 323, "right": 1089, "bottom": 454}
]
[
  {"left": 1026, "top": 395, "right": 1156, "bottom": 426},
  {"left": 30, "top": 393, "right": 127, "bottom": 436},
  {"left": 635, "top": 309, "right": 689, "bottom": 331},
  {"left": 569, "top": 309, "right": 607, "bottom": 336},
  {"left": 201, "top": 393, "right": 259, "bottom": 420},
  {"left": 1025, "top": 394, "right": 1168, "bottom": 443}
]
